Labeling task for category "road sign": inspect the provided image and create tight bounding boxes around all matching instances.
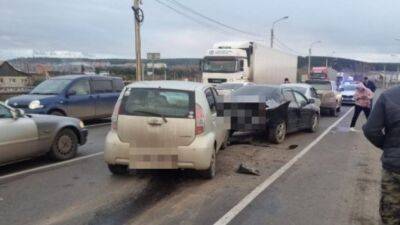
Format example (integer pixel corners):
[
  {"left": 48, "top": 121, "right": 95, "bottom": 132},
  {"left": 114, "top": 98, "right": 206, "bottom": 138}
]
[{"left": 147, "top": 53, "right": 160, "bottom": 60}]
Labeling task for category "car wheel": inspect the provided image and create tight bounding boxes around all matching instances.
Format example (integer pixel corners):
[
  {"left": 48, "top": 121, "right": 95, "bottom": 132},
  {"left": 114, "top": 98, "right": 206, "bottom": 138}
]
[
  {"left": 49, "top": 129, "right": 78, "bottom": 161},
  {"left": 268, "top": 121, "right": 286, "bottom": 144},
  {"left": 108, "top": 164, "right": 129, "bottom": 175},
  {"left": 307, "top": 113, "right": 319, "bottom": 133},
  {"left": 200, "top": 148, "right": 216, "bottom": 179}
]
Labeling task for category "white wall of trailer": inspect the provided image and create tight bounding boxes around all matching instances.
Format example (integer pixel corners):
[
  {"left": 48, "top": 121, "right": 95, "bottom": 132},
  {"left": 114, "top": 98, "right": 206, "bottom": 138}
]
[{"left": 251, "top": 43, "right": 298, "bottom": 85}]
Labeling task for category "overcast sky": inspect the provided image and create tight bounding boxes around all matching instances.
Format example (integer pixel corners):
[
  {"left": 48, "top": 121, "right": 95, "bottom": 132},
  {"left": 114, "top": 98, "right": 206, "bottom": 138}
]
[{"left": 1, "top": 0, "right": 400, "bottom": 62}]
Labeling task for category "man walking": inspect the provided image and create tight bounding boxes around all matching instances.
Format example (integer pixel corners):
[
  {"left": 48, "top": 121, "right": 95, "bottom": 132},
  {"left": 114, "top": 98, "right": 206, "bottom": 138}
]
[
  {"left": 364, "top": 76, "right": 377, "bottom": 92},
  {"left": 363, "top": 86, "right": 400, "bottom": 225}
]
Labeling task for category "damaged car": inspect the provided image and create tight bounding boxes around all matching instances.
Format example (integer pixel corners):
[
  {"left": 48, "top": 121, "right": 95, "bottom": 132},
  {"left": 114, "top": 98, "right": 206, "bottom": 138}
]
[{"left": 217, "top": 85, "right": 320, "bottom": 144}]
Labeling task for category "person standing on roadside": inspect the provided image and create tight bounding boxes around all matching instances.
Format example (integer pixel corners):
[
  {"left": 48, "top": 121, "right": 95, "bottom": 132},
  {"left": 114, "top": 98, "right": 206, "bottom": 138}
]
[
  {"left": 363, "top": 86, "right": 400, "bottom": 225},
  {"left": 364, "top": 76, "right": 377, "bottom": 93},
  {"left": 349, "top": 82, "right": 373, "bottom": 132},
  {"left": 284, "top": 78, "right": 290, "bottom": 84}
]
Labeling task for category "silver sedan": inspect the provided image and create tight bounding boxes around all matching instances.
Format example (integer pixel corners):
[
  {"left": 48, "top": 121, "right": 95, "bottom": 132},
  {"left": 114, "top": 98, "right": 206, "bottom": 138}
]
[{"left": 0, "top": 102, "right": 88, "bottom": 166}]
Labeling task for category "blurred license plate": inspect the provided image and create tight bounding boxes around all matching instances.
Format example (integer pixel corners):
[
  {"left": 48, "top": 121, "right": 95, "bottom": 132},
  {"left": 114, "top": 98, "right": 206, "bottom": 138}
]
[{"left": 130, "top": 154, "right": 178, "bottom": 169}]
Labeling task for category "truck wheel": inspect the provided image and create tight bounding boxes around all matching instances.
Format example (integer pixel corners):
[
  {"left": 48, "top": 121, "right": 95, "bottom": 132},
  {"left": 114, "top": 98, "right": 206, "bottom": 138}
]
[
  {"left": 268, "top": 121, "right": 286, "bottom": 144},
  {"left": 49, "top": 129, "right": 78, "bottom": 161},
  {"left": 200, "top": 148, "right": 216, "bottom": 179},
  {"left": 307, "top": 113, "right": 319, "bottom": 133},
  {"left": 108, "top": 164, "right": 129, "bottom": 175},
  {"left": 330, "top": 108, "right": 338, "bottom": 117}
]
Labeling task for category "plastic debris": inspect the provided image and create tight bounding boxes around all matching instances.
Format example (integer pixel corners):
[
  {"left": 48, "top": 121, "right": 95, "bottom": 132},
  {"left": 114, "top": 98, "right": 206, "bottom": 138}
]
[{"left": 236, "top": 163, "right": 260, "bottom": 176}]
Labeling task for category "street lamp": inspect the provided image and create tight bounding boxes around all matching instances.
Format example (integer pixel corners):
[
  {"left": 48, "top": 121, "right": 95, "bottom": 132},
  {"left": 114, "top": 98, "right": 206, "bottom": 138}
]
[
  {"left": 308, "top": 41, "right": 322, "bottom": 75},
  {"left": 270, "top": 16, "right": 289, "bottom": 48}
]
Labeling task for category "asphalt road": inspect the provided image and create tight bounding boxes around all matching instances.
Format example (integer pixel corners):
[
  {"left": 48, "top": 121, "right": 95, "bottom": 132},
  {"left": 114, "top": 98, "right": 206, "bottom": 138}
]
[{"left": 0, "top": 106, "right": 382, "bottom": 225}]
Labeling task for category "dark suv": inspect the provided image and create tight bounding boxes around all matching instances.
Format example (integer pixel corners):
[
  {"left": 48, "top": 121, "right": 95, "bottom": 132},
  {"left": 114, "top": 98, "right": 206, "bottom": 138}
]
[{"left": 6, "top": 75, "right": 124, "bottom": 120}]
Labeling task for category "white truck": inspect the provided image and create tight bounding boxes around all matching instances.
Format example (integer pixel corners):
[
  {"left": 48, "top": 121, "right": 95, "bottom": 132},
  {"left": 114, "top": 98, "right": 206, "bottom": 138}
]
[{"left": 201, "top": 41, "right": 298, "bottom": 85}]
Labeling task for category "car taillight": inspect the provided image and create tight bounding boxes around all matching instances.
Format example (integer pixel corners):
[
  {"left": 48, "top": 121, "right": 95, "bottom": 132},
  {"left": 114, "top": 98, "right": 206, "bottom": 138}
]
[
  {"left": 111, "top": 100, "right": 122, "bottom": 130},
  {"left": 195, "top": 104, "right": 205, "bottom": 135}
]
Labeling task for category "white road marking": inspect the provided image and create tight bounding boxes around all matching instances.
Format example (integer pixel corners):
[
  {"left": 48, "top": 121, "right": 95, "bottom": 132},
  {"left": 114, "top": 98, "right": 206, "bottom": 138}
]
[
  {"left": 213, "top": 107, "right": 354, "bottom": 225},
  {"left": 0, "top": 152, "right": 104, "bottom": 181}
]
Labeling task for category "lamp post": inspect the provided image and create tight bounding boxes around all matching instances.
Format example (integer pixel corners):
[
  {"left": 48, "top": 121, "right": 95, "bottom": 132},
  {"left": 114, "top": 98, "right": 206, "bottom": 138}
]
[
  {"left": 270, "top": 16, "right": 289, "bottom": 48},
  {"left": 308, "top": 41, "right": 322, "bottom": 75}
]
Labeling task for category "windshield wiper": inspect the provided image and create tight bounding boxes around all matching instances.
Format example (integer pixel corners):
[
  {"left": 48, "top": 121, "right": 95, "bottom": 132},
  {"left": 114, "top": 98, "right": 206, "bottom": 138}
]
[{"left": 133, "top": 110, "right": 168, "bottom": 123}]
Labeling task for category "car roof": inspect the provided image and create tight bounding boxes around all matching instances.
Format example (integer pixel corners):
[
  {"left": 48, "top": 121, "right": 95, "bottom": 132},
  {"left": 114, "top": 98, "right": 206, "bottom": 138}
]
[
  {"left": 281, "top": 83, "right": 312, "bottom": 89},
  {"left": 125, "top": 81, "right": 212, "bottom": 91},
  {"left": 52, "top": 75, "right": 121, "bottom": 80}
]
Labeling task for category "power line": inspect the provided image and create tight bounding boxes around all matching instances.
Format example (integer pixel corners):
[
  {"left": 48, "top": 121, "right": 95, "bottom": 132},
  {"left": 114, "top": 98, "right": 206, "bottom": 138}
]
[
  {"left": 165, "top": 0, "right": 264, "bottom": 39},
  {"left": 154, "top": 0, "right": 244, "bottom": 38},
  {"left": 274, "top": 37, "right": 304, "bottom": 55}
]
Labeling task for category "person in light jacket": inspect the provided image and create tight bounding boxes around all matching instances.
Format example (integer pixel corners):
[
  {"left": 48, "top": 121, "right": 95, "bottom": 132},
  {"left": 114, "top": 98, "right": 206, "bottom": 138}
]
[
  {"left": 363, "top": 86, "right": 400, "bottom": 225},
  {"left": 349, "top": 82, "right": 373, "bottom": 131}
]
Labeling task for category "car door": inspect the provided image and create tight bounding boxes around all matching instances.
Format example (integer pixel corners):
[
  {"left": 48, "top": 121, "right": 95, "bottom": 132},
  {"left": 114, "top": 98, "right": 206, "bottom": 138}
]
[
  {"left": 92, "top": 79, "right": 116, "bottom": 117},
  {"left": 293, "top": 91, "right": 313, "bottom": 129},
  {"left": 0, "top": 105, "right": 39, "bottom": 165},
  {"left": 65, "top": 78, "right": 95, "bottom": 119},
  {"left": 282, "top": 89, "right": 300, "bottom": 133},
  {"left": 204, "top": 88, "right": 221, "bottom": 149},
  {"left": 210, "top": 87, "right": 226, "bottom": 149}
]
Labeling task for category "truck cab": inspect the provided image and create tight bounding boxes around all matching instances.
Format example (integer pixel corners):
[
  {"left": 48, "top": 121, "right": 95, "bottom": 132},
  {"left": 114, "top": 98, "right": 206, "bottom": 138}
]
[{"left": 202, "top": 42, "right": 251, "bottom": 84}]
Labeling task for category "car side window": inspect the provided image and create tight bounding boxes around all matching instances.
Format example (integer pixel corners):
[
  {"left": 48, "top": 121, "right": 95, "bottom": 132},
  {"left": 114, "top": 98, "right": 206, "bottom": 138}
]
[
  {"left": 310, "top": 88, "right": 318, "bottom": 98},
  {"left": 93, "top": 80, "right": 113, "bottom": 93},
  {"left": 69, "top": 79, "right": 90, "bottom": 96},
  {"left": 205, "top": 88, "right": 216, "bottom": 112},
  {"left": 293, "top": 91, "right": 308, "bottom": 106},
  {"left": 0, "top": 104, "right": 12, "bottom": 119},
  {"left": 283, "top": 89, "right": 299, "bottom": 107}
]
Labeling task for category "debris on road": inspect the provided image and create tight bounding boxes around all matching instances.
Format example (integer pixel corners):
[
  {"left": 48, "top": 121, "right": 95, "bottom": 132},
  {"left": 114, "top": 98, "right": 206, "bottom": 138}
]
[
  {"left": 287, "top": 144, "right": 298, "bottom": 150},
  {"left": 236, "top": 164, "right": 260, "bottom": 176}
]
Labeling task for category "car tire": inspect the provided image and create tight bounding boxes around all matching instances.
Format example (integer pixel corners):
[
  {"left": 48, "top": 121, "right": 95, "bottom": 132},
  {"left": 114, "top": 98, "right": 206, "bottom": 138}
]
[
  {"left": 49, "top": 129, "right": 78, "bottom": 161},
  {"left": 307, "top": 113, "right": 319, "bottom": 133},
  {"left": 108, "top": 164, "right": 129, "bottom": 175},
  {"left": 200, "top": 148, "right": 216, "bottom": 179},
  {"left": 268, "top": 121, "right": 286, "bottom": 144}
]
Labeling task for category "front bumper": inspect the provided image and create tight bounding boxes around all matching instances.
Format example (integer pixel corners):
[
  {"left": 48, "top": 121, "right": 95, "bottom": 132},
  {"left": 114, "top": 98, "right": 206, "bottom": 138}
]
[
  {"left": 104, "top": 130, "right": 214, "bottom": 170},
  {"left": 79, "top": 129, "right": 88, "bottom": 145}
]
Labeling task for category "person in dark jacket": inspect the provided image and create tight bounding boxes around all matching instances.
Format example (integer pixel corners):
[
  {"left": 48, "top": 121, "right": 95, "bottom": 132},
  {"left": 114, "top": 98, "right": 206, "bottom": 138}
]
[
  {"left": 364, "top": 77, "right": 377, "bottom": 93},
  {"left": 363, "top": 86, "right": 400, "bottom": 225}
]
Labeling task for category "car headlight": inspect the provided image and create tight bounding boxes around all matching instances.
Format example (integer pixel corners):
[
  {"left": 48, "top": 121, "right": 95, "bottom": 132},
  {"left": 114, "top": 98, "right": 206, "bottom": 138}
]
[
  {"left": 29, "top": 100, "right": 44, "bottom": 109},
  {"left": 79, "top": 121, "right": 85, "bottom": 129}
]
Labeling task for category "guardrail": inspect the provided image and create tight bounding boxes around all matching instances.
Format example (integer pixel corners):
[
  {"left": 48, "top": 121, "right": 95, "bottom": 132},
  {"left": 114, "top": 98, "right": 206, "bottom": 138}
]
[{"left": 0, "top": 86, "right": 33, "bottom": 94}]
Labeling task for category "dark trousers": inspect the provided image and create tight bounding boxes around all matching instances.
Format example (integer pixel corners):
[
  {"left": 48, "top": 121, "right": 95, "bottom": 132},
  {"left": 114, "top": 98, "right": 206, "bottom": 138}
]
[
  {"left": 381, "top": 169, "right": 400, "bottom": 225},
  {"left": 350, "top": 105, "right": 371, "bottom": 127}
]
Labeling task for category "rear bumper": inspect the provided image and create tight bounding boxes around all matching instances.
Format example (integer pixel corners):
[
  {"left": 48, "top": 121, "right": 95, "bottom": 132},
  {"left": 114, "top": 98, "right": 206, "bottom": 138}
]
[{"left": 104, "top": 130, "right": 214, "bottom": 170}]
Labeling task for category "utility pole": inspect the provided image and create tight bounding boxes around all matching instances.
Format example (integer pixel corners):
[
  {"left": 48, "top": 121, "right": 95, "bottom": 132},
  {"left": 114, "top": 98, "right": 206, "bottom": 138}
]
[
  {"left": 132, "top": 0, "right": 144, "bottom": 81},
  {"left": 308, "top": 41, "right": 322, "bottom": 75},
  {"left": 270, "top": 16, "right": 289, "bottom": 48}
]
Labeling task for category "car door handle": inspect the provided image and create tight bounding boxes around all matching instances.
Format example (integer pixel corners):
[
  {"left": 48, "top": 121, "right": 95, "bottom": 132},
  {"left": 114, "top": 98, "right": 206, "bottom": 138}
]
[{"left": 147, "top": 118, "right": 163, "bottom": 126}]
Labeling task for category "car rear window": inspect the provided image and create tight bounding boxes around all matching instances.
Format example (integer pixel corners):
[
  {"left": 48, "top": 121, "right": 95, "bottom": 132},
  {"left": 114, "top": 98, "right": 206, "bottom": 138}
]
[{"left": 120, "top": 88, "right": 195, "bottom": 118}]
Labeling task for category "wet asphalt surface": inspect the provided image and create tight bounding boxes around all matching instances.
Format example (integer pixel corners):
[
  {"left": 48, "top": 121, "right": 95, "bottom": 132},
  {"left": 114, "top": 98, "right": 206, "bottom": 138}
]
[{"left": 0, "top": 106, "right": 382, "bottom": 225}]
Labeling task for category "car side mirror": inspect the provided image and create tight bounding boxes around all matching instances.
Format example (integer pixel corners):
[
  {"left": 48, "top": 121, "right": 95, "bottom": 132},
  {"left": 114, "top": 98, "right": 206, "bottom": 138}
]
[
  {"left": 12, "top": 108, "right": 25, "bottom": 119},
  {"left": 66, "top": 90, "right": 77, "bottom": 97}
]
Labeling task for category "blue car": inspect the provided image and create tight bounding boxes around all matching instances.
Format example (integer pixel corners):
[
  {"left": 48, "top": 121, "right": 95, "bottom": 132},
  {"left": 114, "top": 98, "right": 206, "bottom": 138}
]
[{"left": 6, "top": 75, "right": 124, "bottom": 120}]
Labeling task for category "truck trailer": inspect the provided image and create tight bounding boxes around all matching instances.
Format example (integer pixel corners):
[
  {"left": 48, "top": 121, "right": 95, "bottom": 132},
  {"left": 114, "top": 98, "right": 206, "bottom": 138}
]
[{"left": 201, "top": 41, "right": 298, "bottom": 85}]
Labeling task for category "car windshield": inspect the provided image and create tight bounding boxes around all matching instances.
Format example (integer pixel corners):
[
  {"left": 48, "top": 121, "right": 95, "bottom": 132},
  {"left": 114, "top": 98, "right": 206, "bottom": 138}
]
[
  {"left": 341, "top": 85, "right": 356, "bottom": 91},
  {"left": 203, "top": 58, "right": 237, "bottom": 73},
  {"left": 30, "top": 79, "right": 71, "bottom": 95},
  {"left": 120, "top": 88, "right": 194, "bottom": 118},
  {"left": 307, "top": 82, "right": 332, "bottom": 91}
]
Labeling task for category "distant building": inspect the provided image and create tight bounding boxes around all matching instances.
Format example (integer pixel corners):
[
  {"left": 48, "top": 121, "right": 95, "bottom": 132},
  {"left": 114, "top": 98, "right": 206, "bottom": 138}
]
[{"left": 0, "top": 61, "right": 33, "bottom": 88}]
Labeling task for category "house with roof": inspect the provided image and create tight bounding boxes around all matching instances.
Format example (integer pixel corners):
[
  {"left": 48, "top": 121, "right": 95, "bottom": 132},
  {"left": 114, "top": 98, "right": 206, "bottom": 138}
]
[{"left": 0, "top": 61, "right": 33, "bottom": 88}]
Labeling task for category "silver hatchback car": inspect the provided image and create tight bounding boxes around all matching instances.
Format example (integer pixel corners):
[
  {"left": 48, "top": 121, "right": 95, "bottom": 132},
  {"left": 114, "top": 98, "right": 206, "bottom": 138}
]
[{"left": 104, "top": 81, "right": 229, "bottom": 179}]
